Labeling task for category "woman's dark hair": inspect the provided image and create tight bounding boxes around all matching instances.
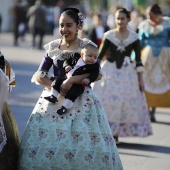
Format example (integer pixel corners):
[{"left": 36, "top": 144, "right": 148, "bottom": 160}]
[
  {"left": 62, "top": 7, "right": 84, "bottom": 27},
  {"left": 150, "top": 4, "right": 162, "bottom": 15},
  {"left": 116, "top": 8, "right": 131, "bottom": 19}
]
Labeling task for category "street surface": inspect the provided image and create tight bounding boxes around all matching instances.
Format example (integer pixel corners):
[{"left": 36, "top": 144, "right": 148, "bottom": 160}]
[{"left": 0, "top": 33, "right": 170, "bottom": 170}]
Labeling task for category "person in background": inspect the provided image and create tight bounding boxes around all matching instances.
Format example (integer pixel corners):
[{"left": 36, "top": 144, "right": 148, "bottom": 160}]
[
  {"left": 53, "top": 0, "right": 64, "bottom": 37},
  {"left": 27, "top": 0, "right": 47, "bottom": 50},
  {"left": 18, "top": 7, "right": 123, "bottom": 169},
  {"left": 92, "top": 8, "right": 153, "bottom": 142},
  {"left": 88, "top": 13, "right": 110, "bottom": 48},
  {"left": 107, "top": 7, "right": 116, "bottom": 29},
  {"left": 0, "top": 13, "right": 2, "bottom": 33},
  {"left": 138, "top": 3, "right": 170, "bottom": 122},
  {"left": 0, "top": 51, "right": 20, "bottom": 170},
  {"left": 82, "top": 11, "right": 94, "bottom": 37},
  {"left": 12, "top": 0, "right": 27, "bottom": 46}
]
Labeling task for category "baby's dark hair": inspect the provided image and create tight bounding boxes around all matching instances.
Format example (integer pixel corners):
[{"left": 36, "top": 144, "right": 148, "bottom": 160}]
[
  {"left": 116, "top": 7, "right": 131, "bottom": 19},
  {"left": 62, "top": 7, "right": 84, "bottom": 27},
  {"left": 82, "top": 44, "right": 98, "bottom": 54},
  {"left": 150, "top": 3, "right": 162, "bottom": 15}
]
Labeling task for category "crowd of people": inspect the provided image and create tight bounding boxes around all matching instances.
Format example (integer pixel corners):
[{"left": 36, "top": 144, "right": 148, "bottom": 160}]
[{"left": 0, "top": 2, "right": 170, "bottom": 170}]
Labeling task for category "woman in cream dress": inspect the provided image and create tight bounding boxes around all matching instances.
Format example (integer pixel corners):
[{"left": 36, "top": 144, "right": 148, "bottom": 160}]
[{"left": 138, "top": 4, "right": 170, "bottom": 122}]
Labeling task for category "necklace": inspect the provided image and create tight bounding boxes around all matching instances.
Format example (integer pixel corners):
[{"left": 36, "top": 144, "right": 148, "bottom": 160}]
[{"left": 65, "top": 38, "right": 77, "bottom": 48}]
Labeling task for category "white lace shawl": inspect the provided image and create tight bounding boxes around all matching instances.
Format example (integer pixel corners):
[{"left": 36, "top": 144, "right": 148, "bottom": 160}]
[
  {"left": 138, "top": 17, "right": 170, "bottom": 35},
  {"left": 103, "top": 30, "right": 144, "bottom": 72},
  {"left": 104, "top": 29, "right": 139, "bottom": 50},
  {"left": 44, "top": 38, "right": 97, "bottom": 61},
  {"left": 32, "top": 38, "right": 99, "bottom": 84}
]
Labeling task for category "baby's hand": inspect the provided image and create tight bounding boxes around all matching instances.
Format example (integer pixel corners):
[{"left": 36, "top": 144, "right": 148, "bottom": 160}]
[
  {"left": 82, "top": 78, "right": 90, "bottom": 85},
  {"left": 65, "top": 65, "right": 72, "bottom": 72}
]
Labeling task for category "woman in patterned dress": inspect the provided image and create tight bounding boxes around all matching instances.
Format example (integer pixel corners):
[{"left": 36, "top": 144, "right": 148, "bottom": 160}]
[
  {"left": 0, "top": 52, "right": 20, "bottom": 170},
  {"left": 18, "top": 7, "right": 123, "bottom": 170},
  {"left": 138, "top": 4, "right": 170, "bottom": 122},
  {"left": 0, "top": 63, "right": 8, "bottom": 169},
  {"left": 92, "top": 8, "right": 153, "bottom": 142}
]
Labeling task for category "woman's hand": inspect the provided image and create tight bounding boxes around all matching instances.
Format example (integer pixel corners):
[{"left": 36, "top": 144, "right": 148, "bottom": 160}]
[
  {"left": 138, "top": 72, "right": 145, "bottom": 92},
  {"left": 36, "top": 75, "right": 52, "bottom": 89},
  {"left": 82, "top": 78, "right": 90, "bottom": 85},
  {"left": 96, "top": 73, "right": 102, "bottom": 81},
  {"left": 65, "top": 65, "right": 72, "bottom": 72},
  {"left": 60, "top": 74, "right": 90, "bottom": 95},
  {"left": 60, "top": 78, "right": 73, "bottom": 96}
]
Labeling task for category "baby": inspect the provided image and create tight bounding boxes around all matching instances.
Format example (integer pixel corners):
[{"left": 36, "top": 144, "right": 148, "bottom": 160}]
[{"left": 44, "top": 44, "right": 100, "bottom": 115}]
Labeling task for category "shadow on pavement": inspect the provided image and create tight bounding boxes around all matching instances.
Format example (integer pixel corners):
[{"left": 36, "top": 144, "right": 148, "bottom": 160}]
[
  {"left": 117, "top": 142, "right": 170, "bottom": 155},
  {"left": 153, "top": 121, "right": 170, "bottom": 125},
  {"left": 119, "top": 151, "right": 156, "bottom": 158}
]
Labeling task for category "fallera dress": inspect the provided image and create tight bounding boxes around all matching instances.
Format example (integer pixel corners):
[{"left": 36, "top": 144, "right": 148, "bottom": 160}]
[
  {"left": 138, "top": 17, "right": 170, "bottom": 107},
  {"left": 0, "top": 60, "right": 20, "bottom": 170},
  {"left": 92, "top": 30, "right": 153, "bottom": 137},
  {"left": 18, "top": 38, "right": 124, "bottom": 170}
]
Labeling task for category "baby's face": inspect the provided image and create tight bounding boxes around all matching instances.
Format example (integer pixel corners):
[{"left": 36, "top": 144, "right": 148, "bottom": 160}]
[{"left": 82, "top": 49, "right": 98, "bottom": 64}]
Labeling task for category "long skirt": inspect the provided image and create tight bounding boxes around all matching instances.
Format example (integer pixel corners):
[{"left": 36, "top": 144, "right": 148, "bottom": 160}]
[
  {"left": 18, "top": 87, "right": 123, "bottom": 170},
  {"left": 0, "top": 102, "right": 20, "bottom": 170},
  {"left": 141, "top": 46, "right": 170, "bottom": 107},
  {"left": 92, "top": 61, "right": 153, "bottom": 137}
]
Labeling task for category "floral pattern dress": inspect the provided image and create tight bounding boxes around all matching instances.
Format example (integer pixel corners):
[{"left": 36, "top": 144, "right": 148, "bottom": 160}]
[
  {"left": 18, "top": 38, "right": 123, "bottom": 170},
  {"left": 92, "top": 30, "right": 153, "bottom": 137}
]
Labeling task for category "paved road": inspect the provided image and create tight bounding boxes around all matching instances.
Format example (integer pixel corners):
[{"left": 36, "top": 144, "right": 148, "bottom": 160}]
[{"left": 0, "top": 33, "right": 170, "bottom": 170}]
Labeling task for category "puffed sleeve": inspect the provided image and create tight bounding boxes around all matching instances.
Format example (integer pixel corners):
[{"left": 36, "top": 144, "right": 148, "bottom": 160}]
[
  {"left": 31, "top": 53, "right": 53, "bottom": 84},
  {"left": 167, "top": 17, "right": 170, "bottom": 39},
  {"left": 38, "top": 52, "right": 53, "bottom": 72},
  {"left": 138, "top": 20, "right": 148, "bottom": 50},
  {"left": 133, "top": 39, "right": 144, "bottom": 72},
  {"left": 98, "top": 36, "right": 110, "bottom": 61}
]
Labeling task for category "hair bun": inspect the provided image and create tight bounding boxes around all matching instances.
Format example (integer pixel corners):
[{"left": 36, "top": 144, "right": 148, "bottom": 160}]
[{"left": 63, "top": 7, "right": 79, "bottom": 14}]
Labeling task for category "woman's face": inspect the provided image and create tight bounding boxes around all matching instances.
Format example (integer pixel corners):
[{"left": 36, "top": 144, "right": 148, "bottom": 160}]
[
  {"left": 59, "top": 13, "right": 78, "bottom": 41},
  {"left": 148, "top": 11, "right": 161, "bottom": 24},
  {"left": 115, "top": 12, "right": 129, "bottom": 29}
]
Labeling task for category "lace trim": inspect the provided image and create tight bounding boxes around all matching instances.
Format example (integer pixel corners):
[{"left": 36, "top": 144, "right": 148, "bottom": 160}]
[
  {"left": 138, "top": 17, "right": 170, "bottom": 34},
  {"left": 0, "top": 139, "right": 6, "bottom": 153},
  {"left": 31, "top": 71, "right": 51, "bottom": 85},
  {"left": 43, "top": 38, "right": 97, "bottom": 61},
  {"left": 145, "top": 84, "right": 170, "bottom": 94},
  {"left": 104, "top": 30, "right": 139, "bottom": 52},
  {"left": 0, "top": 116, "right": 7, "bottom": 153},
  {"left": 136, "top": 66, "right": 144, "bottom": 73}
]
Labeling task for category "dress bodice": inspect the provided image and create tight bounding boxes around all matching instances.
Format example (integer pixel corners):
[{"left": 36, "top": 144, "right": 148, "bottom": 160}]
[
  {"left": 138, "top": 17, "right": 170, "bottom": 57},
  {"left": 38, "top": 38, "right": 97, "bottom": 77},
  {"left": 98, "top": 29, "right": 143, "bottom": 69}
]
